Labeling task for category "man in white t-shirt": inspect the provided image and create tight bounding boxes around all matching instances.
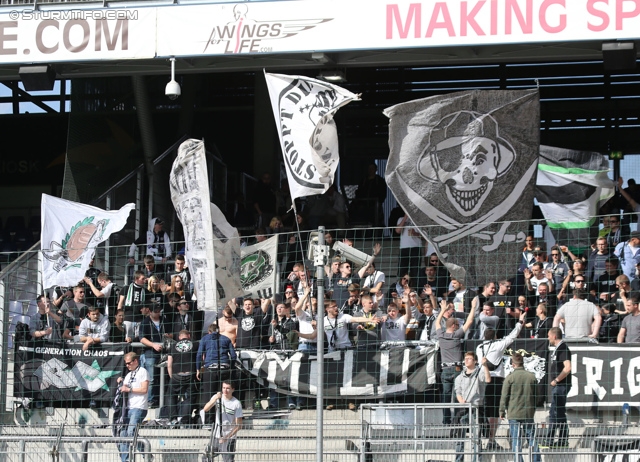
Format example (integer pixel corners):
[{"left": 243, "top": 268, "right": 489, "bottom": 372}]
[
  {"left": 381, "top": 302, "right": 411, "bottom": 342},
  {"left": 117, "top": 352, "right": 149, "bottom": 462},
  {"left": 201, "top": 381, "right": 243, "bottom": 461}
]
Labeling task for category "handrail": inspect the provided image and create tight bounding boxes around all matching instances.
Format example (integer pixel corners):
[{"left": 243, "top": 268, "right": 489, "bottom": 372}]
[
  {"left": 0, "top": 435, "right": 152, "bottom": 462},
  {"left": 91, "top": 134, "right": 189, "bottom": 206}
]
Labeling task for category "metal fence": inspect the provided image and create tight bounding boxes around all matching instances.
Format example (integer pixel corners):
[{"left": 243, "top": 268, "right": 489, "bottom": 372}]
[{"left": 0, "top": 406, "right": 638, "bottom": 461}]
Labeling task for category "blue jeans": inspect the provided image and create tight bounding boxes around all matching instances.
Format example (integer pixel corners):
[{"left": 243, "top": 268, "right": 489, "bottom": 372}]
[
  {"left": 546, "top": 384, "right": 568, "bottom": 445},
  {"left": 298, "top": 342, "right": 317, "bottom": 354},
  {"left": 454, "top": 409, "right": 482, "bottom": 462},
  {"left": 141, "top": 354, "right": 157, "bottom": 403},
  {"left": 509, "top": 419, "right": 541, "bottom": 462},
  {"left": 441, "top": 367, "right": 461, "bottom": 424},
  {"left": 119, "top": 407, "right": 148, "bottom": 462}
]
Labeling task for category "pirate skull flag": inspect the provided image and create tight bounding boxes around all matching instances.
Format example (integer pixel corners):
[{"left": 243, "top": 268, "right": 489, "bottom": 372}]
[
  {"left": 264, "top": 71, "right": 360, "bottom": 201},
  {"left": 536, "top": 146, "right": 614, "bottom": 253},
  {"left": 41, "top": 194, "right": 134, "bottom": 289},
  {"left": 385, "top": 90, "right": 539, "bottom": 286}
]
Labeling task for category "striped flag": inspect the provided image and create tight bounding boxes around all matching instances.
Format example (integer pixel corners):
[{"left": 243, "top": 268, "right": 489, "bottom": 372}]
[{"left": 536, "top": 146, "right": 615, "bottom": 252}]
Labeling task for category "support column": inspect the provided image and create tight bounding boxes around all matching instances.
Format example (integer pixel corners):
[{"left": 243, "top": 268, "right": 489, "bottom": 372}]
[{"left": 253, "top": 73, "right": 278, "bottom": 179}]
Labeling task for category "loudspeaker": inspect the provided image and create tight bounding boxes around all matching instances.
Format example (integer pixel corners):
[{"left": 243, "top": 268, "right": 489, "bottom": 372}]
[
  {"left": 602, "top": 42, "right": 637, "bottom": 71},
  {"left": 18, "top": 65, "right": 56, "bottom": 91}
]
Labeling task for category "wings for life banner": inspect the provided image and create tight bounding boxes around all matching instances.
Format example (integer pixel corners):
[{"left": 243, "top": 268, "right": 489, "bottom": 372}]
[
  {"left": 239, "top": 345, "right": 437, "bottom": 399},
  {"left": 14, "top": 341, "right": 129, "bottom": 407},
  {"left": 385, "top": 90, "right": 539, "bottom": 287},
  {"left": 240, "top": 235, "right": 278, "bottom": 299},
  {"left": 210, "top": 202, "right": 244, "bottom": 303},
  {"left": 264, "top": 71, "right": 360, "bottom": 201},
  {"left": 41, "top": 194, "right": 134, "bottom": 289},
  {"left": 536, "top": 146, "right": 615, "bottom": 253},
  {"left": 170, "top": 139, "right": 218, "bottom": 310}
]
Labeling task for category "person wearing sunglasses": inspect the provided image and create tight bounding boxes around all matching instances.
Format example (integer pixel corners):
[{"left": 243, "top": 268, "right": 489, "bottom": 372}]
[
  {"left": 333, "top": 261, "right": 361, "bottom": 311},
  {"left": 117, "top": 352, "right": 149, "bottom": 462},
  {"left": 547, "top": 246, "right": 570, "bottom": 290}
]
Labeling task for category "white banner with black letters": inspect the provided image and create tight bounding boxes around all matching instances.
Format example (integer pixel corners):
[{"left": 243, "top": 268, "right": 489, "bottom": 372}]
[
  {"left": 240, "top": 235, "right": 278, "bottom": 299},
  {"left": 385, "top": 90, "right": 539, "bottom": 287},
  {"left": 565, "top": 344, "right": 640, "bottom": 408},
  {"left": 169, "top": 139, "right": 218, "bottom": 311},
  {"left": 264, "top": 71, "right": 360, "bottom": 201}
]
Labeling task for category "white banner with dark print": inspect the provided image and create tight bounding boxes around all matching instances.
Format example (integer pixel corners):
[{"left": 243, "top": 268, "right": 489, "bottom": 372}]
[
  {"left": 264, "top": 71, "right": 360, "bottom": 201},
  {"left": 536, "top": 146, "right": 615, "bottom": 252},
  {"left": 41, "top": 194, "right": 134, "bottom": 289},
  {"left": 240, "top": 235, "right": 279, "bottom": 299},
  {"left": 210, "top": 202, "right": 244, "bottom": 304},
  {"left": 14, "top": 341, "right": 129, "bottom": 408},
  {"left": 385, "top": 90, "right": 539, "bottom": 287},
  {"left": 169, "top": 139, "right": 218, "bottom": 310},
  {"left": 239, "top": 346, "right": 438, "bottom": 399}
]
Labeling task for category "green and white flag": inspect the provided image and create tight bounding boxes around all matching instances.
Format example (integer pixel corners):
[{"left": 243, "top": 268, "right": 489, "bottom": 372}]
[
  {"left": 240, "top": 235, "right": 278, "bottom": 299},
  {"left": 536, "top": 145, "right": 615, "bottom": 250}
]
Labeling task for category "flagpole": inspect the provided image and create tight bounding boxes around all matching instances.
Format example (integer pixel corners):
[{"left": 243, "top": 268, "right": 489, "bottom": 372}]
[{"left": 315, "top": 226, "right": 325, "bottom": 462}]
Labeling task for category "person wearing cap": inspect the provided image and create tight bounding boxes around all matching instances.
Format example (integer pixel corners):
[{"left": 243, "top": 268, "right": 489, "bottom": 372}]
[
  {"left": 140, "top": 301, "right": 170, "bottom": 406},
  {"left": 128, "top": 217, "right": 171, "bottom": 272},
  {"left": 171, "top": 298, "right": 204, "bottom": 341},
  {"left": 614, "top": 230, "right": 640, "bottom": 283}
]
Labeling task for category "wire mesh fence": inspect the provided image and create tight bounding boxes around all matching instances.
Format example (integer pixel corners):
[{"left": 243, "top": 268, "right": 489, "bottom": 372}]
[{"left": 1, "top": 218, "right": 640, "bottom": 462}]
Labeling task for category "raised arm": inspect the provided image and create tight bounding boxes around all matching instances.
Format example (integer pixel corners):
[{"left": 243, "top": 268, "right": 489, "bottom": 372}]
[
  {"left": 618, "top": 177, "right": 638, "bottom": 210},
  {"left": 462, "top": 299, "right": 476, "bottom": 333},
  {"left": 435, "top": 299, "right": 447, "bottom": 329},
  {"left": 358, "top": 243, "right": 381, "bottom": 278},
  {"left": 295, "top": 285, "right": 311, "bottom": 317}
]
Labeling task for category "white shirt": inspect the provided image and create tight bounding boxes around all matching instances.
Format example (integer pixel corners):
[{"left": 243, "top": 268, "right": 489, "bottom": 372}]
[
  {"left": 530, "top": 276, "right": 549, "bottom": 295},
  {"left": 475, "top": 323, "right": 522, "bottom": 378},
  {"left": 297, "top": 310, "right": 317, "bottom": 343},
  {"left": 381, "top": 316, "right": 408, "bottom": 342},
  {"left": 124, "top": 367, "right": 149, "bottom": 410},
  {"left": 324, "top": 313, "right": 353, "bottom": 351},
  {"left": 397, "top": 217, "right": 422, "bottom": 249},
  {"left": 363, "top": 270, "right": 386, "bottom": 304},
  {"left": 100, "top": 282, "right": 114, "bottom": 316},
  {"left": 215, "top": 396, "right": 243, "bottom": 439}
]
